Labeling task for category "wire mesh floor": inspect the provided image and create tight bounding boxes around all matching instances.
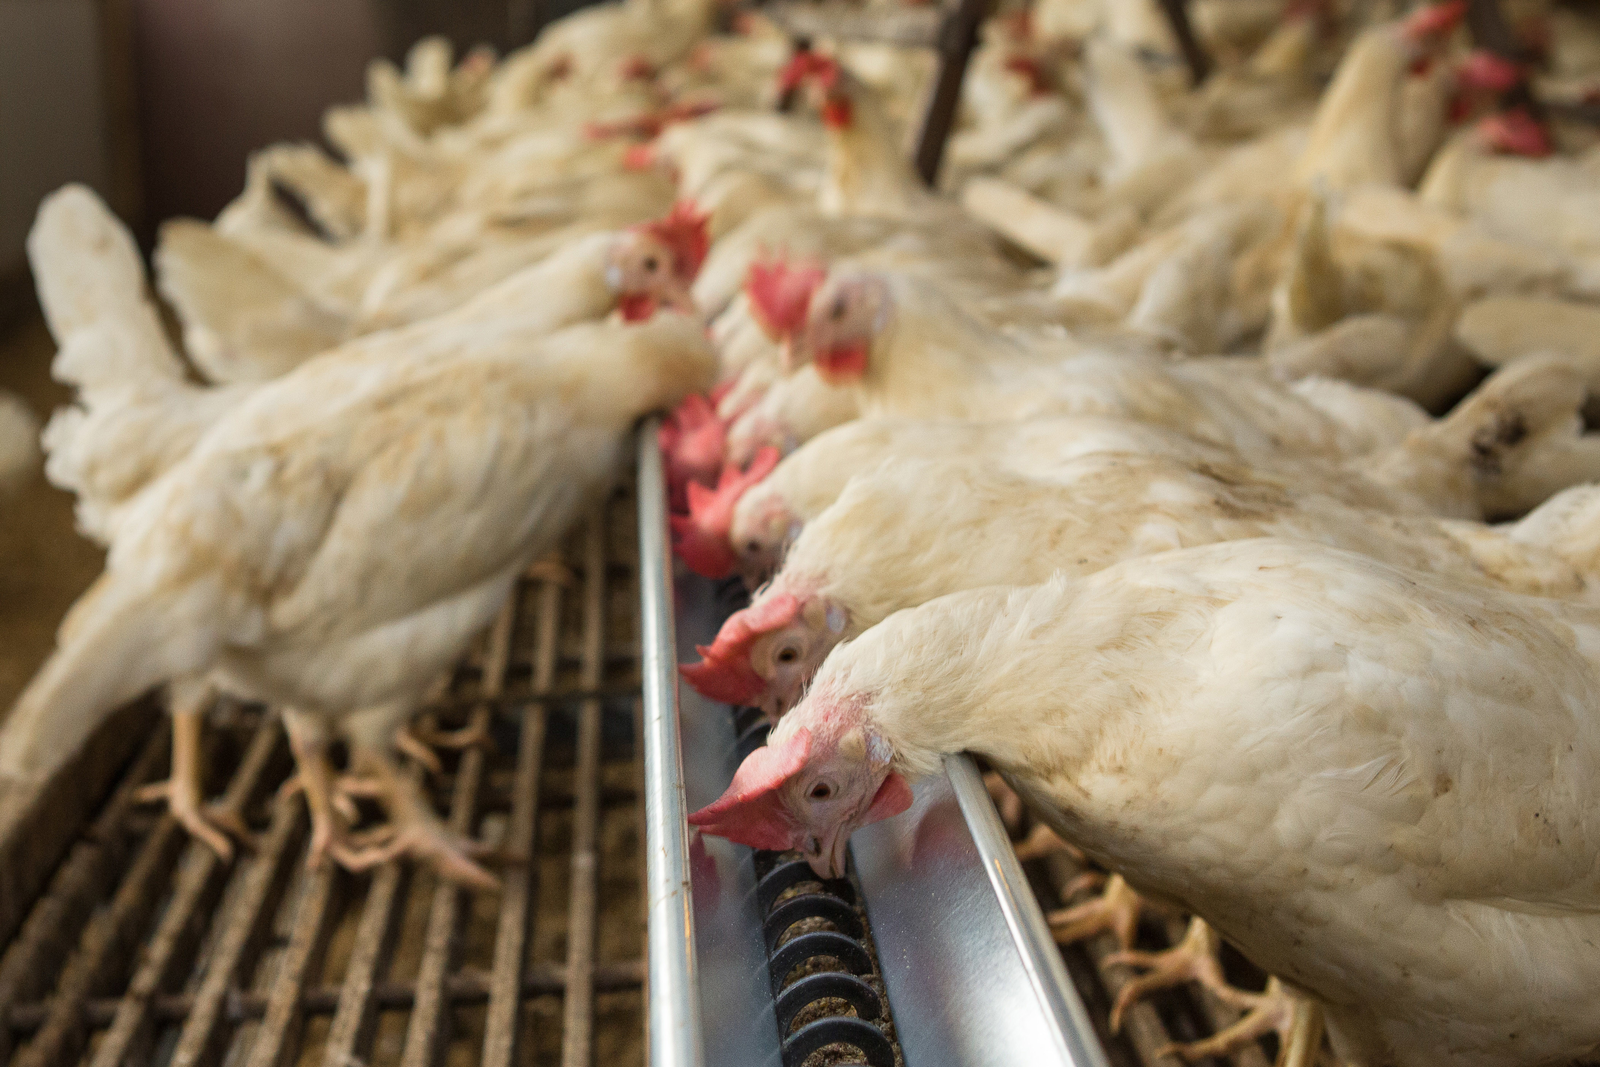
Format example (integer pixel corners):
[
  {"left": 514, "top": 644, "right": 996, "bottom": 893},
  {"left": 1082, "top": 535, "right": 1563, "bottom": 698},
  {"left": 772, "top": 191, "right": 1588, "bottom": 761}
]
[{"left": 0, "top": 490, "right": 647, "bottom": 1067}]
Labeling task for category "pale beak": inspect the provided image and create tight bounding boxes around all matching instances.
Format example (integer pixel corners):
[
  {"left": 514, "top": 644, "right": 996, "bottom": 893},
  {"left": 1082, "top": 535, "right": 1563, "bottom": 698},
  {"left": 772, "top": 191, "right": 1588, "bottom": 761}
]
[
  {"left": 660, "top": 279, "right": 697, "bottom": 314},
  {"left": 779, "top": 336, "right": 802, "bottom": 373},
  {"left": 804, "top": 824, "right": 851, "bottom": 879}
]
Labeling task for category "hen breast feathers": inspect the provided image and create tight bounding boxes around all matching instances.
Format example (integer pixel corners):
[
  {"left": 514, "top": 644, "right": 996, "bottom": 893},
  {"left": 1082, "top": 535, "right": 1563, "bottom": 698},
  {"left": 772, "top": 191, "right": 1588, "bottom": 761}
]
[{"left": 813, "top": 539, "right": 1600, "bottom": 1067}]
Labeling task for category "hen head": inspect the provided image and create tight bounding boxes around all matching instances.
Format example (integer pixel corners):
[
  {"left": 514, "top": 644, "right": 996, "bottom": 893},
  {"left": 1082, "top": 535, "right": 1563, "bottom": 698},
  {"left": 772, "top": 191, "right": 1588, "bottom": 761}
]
[
  {"left": 778, "top": 52, "right": 854, "bottom": 129},
  {"left": 729, "top": 478, "right": 803, "bottom": 586},
  {"left": 669, "top": 447, "right": 782, "bottom": 579},
  {"left": 609, "top": 202, "right": 711, "bottom": 321},
  {"left": 794, "top": 272, "right": 892, "bottom": 385},
  {"left": 1456, "top": 49, "right": 1524, "bottom": 94},
  {"left": 688, "top": 700, "right": 913, "bottom": 877},
  {"left": 1475, "top": 107, "right": 1552, "bottom": 157},
  {"left": 680, "top": 589, "right": 847, "bottom": 720},
  {"left": 1447, "top": 49, "right": 1527, "bottom": 123}
]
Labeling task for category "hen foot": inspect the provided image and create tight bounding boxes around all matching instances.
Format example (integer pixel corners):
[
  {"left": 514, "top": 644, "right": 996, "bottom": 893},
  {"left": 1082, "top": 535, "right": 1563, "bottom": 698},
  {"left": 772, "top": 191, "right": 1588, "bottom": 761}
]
[
  {"left": 983, "top": 771, "right": 1026, "bottom": 831},
  {"left": 134, "top": 708, "right": 251, "bottom": 861},
  {"left": 394, "top": 725, "right": 446, "bottom": 774},
  {"left": 334, "top": 745, "right": 503, "bottom": 890},
  {"left": 285, "top": 727, "right": 368, "bottom": 874},
  {"left": 406, "top": 716, "right": 495, "bottom": 754},
  {"left": 1154, "top": 975, "right": 1325, "bottom": 1067},
  {"left": 1012, "top": 822, "right": 1083, "bottom": 863},
  {"left": 329, "top": 813, "right": 500, "bottom": 891},
  {"left": 1048, "top": 872, "right": 1144, "bottom": 949},
  {"left": 1104, "top": 916, "right": 1232, "bottom": 1031},
  {"left": 276, "top": 771, "right": 364, "bottom": 824}
]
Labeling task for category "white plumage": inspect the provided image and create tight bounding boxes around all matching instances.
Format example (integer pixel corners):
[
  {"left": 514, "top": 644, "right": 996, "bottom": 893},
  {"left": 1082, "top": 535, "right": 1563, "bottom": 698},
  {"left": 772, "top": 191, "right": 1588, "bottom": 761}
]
[
  {"left": 12, "top": 0, "right": 1600, "bottom": 1054},
  {"left": 701, "top": 539, "right": 1600, "bottom": 1065}
]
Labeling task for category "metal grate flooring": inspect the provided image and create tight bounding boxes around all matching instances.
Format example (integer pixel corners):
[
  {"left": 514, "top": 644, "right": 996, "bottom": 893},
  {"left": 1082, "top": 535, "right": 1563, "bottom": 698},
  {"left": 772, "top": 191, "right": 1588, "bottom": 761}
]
[{"left": 0, "top": 490, "right": 648, "bottom": 1067}]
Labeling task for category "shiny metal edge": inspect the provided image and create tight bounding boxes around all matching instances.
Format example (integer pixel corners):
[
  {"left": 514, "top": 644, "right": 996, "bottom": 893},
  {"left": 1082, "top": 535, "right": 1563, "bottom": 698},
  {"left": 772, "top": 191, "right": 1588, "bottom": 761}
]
[
  {"left": 945, "top": 754, "right": 1113, "bottom": 1067},
  {"left": 637, "top": 418, "right": 706, "bottom": 1067}
]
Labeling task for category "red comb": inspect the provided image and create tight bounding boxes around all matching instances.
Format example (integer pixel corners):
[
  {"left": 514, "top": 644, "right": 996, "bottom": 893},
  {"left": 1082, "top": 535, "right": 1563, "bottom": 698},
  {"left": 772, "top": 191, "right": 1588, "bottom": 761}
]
[
  {"left": 779, "top": 52, "right": 842, "bottom": 94},
  {"left": 679, "top": 592, "right": 802, "bottom": 705},
  {"left": 620, "top": 54, "right": 656, "bottom": 81},
  {"left": 1478, "top": 108, "right": 1552, "bottom": 157},
  {"left": 1401, "top": 0, "right": 1466, "bottom": 42},
  {"left": 688, "top": 728, "right": 812, "bottom": 849},
  {"left": 659, "top": 392, "right": 727, "bottom": 508},
  {"left": 821, "top": 96, "right": 854, "bottom": 129},
  {"left": 1004, "top": 55, "right": 1050, "bottom": 96},
  {"left": 745, "top": 257, "right": 826, "bottom": 340},
  {"left": 669, "top": 448, "right": 782, "bottom": 578},
  {"left": 636, "top": 201, "right": 712, "bottom": 282},
  {"left": 623, "top": 142, "right": 658, "bottom": 170},
  {"left": 461, "top": 45, "right": 496, "bottom": 76},
  {"left": 1458, "top": 49, "right": 1523, "bottom": 92}
]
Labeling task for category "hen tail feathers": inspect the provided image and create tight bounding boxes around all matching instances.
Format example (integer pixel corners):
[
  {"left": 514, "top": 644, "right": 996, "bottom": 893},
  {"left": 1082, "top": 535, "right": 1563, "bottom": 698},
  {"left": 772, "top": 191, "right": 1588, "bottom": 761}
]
[
  {"left": 0, "top": 574, "right": 218, "bottom": 785},
  {"left": 27, "top": 185, "right": 186, "bottom": 394}
]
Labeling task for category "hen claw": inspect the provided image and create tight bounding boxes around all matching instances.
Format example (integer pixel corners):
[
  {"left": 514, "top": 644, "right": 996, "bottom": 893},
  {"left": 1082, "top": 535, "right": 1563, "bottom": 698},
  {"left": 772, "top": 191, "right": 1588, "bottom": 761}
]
[
  {"left": 1154, "top": 976, "right": 1324, "bottom": 1067},
  {"left": 277, "top": 774, "right": 363, "bottom": 823},
  {"left": 330, "top": 821, "right": 501, "bottom": 891},
  {"left": 408, "top": 717, "right": 496, "bottom": 754},
  {"left": 1012, "top": 822, "right": 1082, "bottom": 863},
  {"left": 395, "top": 726, "right": 446, "bottom": 774},
  {"left": 1048, "top": 872, "right": 1143, "bottom": 950},
  {"left": 1105, "top": 916, "right": 1230, "bottom": 1033},
  {"left": 133, "top": 779, "right": 253, "bottom": 862}
]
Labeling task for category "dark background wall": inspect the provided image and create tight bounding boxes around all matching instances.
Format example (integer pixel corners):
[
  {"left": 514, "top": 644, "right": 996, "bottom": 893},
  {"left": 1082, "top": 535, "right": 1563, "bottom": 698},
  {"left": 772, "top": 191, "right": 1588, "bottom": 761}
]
[
  {"left": 129, "top": 0, "right": 604, "bottom": 229},
  {"left": 0, "top": 0, "right": 115, "bottom": 290},
  {"left": 131, "top": 0, "right": 384, "bottom": 228},
  {"left": 1, "top": 0, "right": 591, "bottom": 287}
]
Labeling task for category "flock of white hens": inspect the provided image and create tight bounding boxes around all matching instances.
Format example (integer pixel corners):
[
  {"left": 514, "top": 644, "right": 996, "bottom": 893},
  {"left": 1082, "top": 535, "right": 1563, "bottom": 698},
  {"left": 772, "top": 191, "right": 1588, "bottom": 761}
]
[{"left": 3, "top": 0, "right": 1600, "bottom": 1062}]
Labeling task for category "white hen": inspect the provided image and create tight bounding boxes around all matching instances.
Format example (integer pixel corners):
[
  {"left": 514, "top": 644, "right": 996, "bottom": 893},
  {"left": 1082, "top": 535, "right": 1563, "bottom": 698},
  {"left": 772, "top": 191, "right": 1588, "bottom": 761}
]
[
  {"left": 695, "top": 537, "right": 1600, "bottom": 1067},
  {"left": 0, "top": 313, "right": 714, "bottom": 883}
]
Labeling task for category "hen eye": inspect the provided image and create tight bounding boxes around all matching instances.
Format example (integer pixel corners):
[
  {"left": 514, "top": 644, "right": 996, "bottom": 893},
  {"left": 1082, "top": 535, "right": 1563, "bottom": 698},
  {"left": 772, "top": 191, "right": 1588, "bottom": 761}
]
[
  {"left": 746, "top": 540, "right": 761, "bottom": 553},
  {"left": 643, "top": 255, "right": 659, "bottom": 272},
  {"left": 830, "top": 297, "right": 847, "bottom": 321},
  {"left": 809, "top": 782, "right": 833, "bottom": 800},
  {"left": 776, "top": 646, "right": 799, "bottom": 664}
]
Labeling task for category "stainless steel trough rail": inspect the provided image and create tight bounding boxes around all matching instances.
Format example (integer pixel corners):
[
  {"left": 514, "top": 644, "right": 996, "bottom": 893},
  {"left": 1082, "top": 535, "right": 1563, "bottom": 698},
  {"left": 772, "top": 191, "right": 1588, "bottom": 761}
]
[{"left": 634, "top": 418, "right": 1111, "bottom": 1067}]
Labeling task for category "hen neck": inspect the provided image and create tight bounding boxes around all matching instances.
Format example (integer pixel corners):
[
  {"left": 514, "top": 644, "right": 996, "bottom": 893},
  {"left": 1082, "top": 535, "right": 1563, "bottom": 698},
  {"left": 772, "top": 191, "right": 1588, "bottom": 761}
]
[
  {"left": 836, "top": 581, "right": 1111, "bottom": 781},
  {"left": 817, "top": 82, "right": 925, "bottom": 219},
  {"left": 1295, "top": 24, "right": 1410, "bottom": 189},
  {"left": 863, "top": 281, "right": 1020, "bottom": 418}
]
